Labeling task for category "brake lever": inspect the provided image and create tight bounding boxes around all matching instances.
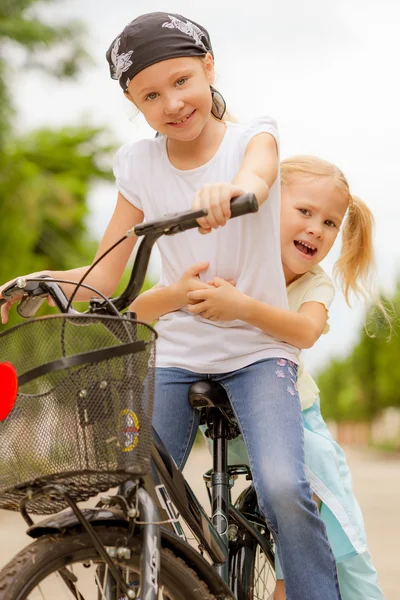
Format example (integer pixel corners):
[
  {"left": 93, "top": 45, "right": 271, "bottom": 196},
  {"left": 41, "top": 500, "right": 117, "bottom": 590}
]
[{"left": 0, "top": 276, "right": 61, "bottom": 319}]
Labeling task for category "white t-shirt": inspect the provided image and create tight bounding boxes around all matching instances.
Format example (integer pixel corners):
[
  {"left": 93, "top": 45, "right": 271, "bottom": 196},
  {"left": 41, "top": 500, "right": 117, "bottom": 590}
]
[
  {"left": 114, "top": 117, "right": 299, "bottom": 373},
  {"left": 287, "top": 265, "right": 335, "bottom": 410},
  {"left": 202, "top": 265, "right": 335, "bottom": 466}
]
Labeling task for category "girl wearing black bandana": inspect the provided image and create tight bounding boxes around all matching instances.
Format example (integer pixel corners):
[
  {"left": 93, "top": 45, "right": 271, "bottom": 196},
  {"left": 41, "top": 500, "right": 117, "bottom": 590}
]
[{"left": 0, "top": 12, "right": 342, "bottom": 600}]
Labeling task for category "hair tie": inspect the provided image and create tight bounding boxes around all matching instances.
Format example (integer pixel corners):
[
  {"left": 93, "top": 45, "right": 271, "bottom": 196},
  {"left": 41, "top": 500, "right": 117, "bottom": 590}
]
[{"left": 210, "top": 86, "right": 226, "bottom": 120}]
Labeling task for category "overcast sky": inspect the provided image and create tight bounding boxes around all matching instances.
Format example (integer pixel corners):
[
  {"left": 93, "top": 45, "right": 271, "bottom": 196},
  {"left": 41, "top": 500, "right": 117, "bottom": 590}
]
[{"left": 12, "top": 0, "right": 400, "bottom": 374}]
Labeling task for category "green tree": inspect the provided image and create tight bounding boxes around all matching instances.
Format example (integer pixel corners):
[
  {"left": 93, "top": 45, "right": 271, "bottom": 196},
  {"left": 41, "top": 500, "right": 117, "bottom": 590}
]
[
  {"left": 0, "top": 0, "right": 89, "bottom": 147},
  {"left": 0, "top": 126, "right": 114, "bottom": 281},
  {"left": 318, "top": 290, "right": 400, "bottom": 421},
  {"left": 0, "top": 1, "right": 122, "bottom": 329}
]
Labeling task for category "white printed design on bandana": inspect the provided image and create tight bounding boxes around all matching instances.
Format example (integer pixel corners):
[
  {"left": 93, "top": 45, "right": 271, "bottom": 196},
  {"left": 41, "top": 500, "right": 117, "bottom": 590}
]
[
  {"left": 111, "top": 37, "right": 134, "bottom": 80},
  {"left": 162, "top": 15, "right": 206, "bottom": 50}
]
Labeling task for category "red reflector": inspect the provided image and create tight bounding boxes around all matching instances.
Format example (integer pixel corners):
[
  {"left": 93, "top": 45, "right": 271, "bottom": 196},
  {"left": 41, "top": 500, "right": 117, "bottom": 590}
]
[{"left": 0, "top": 362, "right": 18, "bottom": 421}]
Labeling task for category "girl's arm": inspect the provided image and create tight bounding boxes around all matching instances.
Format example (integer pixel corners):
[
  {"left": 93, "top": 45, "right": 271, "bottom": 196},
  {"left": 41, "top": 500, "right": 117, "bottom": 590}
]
[
  {"left": 187, "top": 279, "right": 328, "bottom": 349},
  {"left": 194, "top": 133, "right": 278, "bottom": 233},
  {"left": 131, "top": 285, "right": 183, "bottom": 323},
  {"left": 237, "top": 298, "right": 327, "bottom": 349},
  {"left": 50, "top": 193, "right": 144, "bottom": 298},
  {"left": 1, "top": 193, "right": 143, "bottom": 323},
  {"left": 130, "top": 262, "right": 210, "bottom": 323},
  {"left": 233, "top": 133, "right": 278, "bottom": 207}
]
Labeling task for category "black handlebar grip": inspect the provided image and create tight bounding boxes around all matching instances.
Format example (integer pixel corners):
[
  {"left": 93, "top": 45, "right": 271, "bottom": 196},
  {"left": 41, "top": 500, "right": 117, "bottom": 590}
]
[
  {"left": 17, "top": 295, "right": 47, "bottom": 319},
  {"left": 229, "top": 193, "right": 258, "bottom": 218},
  {"left": 0, "top": 294, "right": 43, "bottom": 317},
  {"left": 0, "top": 277, "right": 69, "bottom": 319},
  {"left": 177, "top": 193, "right": 258, "bottom": 233}
]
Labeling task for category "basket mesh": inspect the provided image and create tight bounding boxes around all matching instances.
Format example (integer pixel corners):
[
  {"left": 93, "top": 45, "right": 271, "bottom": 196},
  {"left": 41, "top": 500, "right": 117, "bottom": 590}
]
[{"left": 0, "top": 314, "right": 156, "bottom": 514}]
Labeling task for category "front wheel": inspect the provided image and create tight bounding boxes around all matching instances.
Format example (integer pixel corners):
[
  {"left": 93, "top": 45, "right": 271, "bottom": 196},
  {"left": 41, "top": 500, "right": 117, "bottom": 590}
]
[
  {"left": 0, "top": 526, "right": 216, "bottom": 600},
  {"left": 229, "top": 525, "right": 276, "bottom": 600},
  {"left": 229, "top": 486, "right": 276, "bottom": 599}
]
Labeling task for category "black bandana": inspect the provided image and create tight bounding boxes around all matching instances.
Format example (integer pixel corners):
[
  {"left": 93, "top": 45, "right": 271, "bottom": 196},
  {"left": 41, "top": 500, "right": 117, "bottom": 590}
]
[{"left": 106, "top": 12, "right": 226, "bottom": 120}]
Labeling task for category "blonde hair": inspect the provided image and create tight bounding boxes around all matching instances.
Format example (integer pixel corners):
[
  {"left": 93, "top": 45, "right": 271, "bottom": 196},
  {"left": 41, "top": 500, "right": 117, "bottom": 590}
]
[
  {"left": 221, "top": 109, "right": 236, "bottom": 123},
  {"left": 280, "top": 156, "right": 387, "bottom": 318}
]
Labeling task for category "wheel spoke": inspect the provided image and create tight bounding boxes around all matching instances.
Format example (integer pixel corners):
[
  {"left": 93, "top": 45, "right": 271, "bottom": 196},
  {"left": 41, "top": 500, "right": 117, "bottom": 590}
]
[
  {"left": 0, "top": 528, "right": 216, "bottom": 599},
  {"left": 17, "top": 556, "right": 186, "bottom": 598},
  {"left": 36, "top": 584, "right": 46, "bottom": 600},
  {"left": 93, "top": 562, "right": 108, "bottom": 600},
  {"left": 251, "top": 526, "right": 276, "bottom": 599}
]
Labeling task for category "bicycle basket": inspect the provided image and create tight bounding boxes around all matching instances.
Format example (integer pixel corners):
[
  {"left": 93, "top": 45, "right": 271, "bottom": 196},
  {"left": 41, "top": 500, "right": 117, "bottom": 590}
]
[{"left": 0, "top": 314, "right": 156, "bottom": 514}]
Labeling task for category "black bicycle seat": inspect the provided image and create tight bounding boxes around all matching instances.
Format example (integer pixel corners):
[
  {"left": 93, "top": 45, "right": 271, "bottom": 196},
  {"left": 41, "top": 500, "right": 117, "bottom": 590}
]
[{"left": 188, "top": 380, "right": 231, "bottom": 411}]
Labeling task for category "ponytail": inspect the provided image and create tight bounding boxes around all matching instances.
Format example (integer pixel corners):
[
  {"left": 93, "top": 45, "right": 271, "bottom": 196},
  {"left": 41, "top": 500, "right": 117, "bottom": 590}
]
[
  {"left": 334, "top": 195, "right": 392, "bottom": 331},
  {"left": 333, "top": 195, "right": 374, "bottom": 304}
]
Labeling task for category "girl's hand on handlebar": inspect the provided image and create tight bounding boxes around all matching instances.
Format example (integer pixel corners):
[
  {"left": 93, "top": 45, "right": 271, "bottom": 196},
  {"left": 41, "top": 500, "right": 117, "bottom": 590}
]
[
  {"left": 187, "top": 277, "right": 247, "bottom": 321},
  {"left": 0, "top": 278, "right": 25, "bottom": 324},
  {"left": 192, "top": 183, "right": 246, "bottom": 234},
  {"left": 0, "top": 294, "right": 15, "bottom": 324},
  {"left": 0, "top": 272, "right": 53, "bottom": 324}
]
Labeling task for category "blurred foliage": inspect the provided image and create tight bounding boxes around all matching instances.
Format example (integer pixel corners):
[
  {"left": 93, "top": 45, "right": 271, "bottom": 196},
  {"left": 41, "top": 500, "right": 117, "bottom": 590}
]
[
  {"left": 318, "top": 289, "right": 400, "bottom": 422},
  {"left": 0, "top": 0, "right": 90, "bottom": 146},
  {"left": 0, "top": 0, "right": 151, "bottom": 332},
  {"left": 0, "top": 126, "right": 115, "bottom": 287},
  {"left": 0, "top": 14, "right": 88, "bottom": 73}
]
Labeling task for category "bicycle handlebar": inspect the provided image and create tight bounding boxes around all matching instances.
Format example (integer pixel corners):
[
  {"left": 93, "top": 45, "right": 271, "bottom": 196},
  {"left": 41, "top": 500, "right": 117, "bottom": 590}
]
[
  {"left": 132, "top": 192, "right": 258, "bottom": 237},
  {"left": 0, "top": 276, "right": 72, "bottom": 319},
  {"left": 0, "top": 193, "right": 258, "bottom": 318}
]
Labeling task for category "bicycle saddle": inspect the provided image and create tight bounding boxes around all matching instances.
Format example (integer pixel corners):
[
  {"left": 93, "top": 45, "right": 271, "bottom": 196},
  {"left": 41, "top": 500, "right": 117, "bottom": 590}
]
[{"left": 188, "top": 380, "right": 231, "bottom": 410}]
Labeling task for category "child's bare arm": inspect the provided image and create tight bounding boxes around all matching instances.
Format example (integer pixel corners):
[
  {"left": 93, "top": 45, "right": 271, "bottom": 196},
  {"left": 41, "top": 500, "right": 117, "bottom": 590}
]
[
  {"left": 130, "top": 285, "right": 184, "bottom": 323},
  {"left": 187, "top": 279, "right": 327, "bottom": 349},
  {"left": 130, "top": 262, "right": 210, "bottom": 324},
  {"left": 193, "top": 133, "right": 278, "bottom": 234},
  {"left": 233, "top": 133, "right": 278, "bottom": 207},
  {"left": 0, "top": 193, "right": 143, "bottom": 323},
  {"left": 237, "top": 298, "right": 327, "bottom": 349}
]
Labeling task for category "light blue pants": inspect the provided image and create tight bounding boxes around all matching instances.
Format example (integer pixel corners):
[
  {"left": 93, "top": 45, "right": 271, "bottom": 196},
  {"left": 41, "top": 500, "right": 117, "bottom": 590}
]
[
  {"left": 276, "top": 551, "right": 385, "bottom": 600},
  {"left": 153, "top": 358, "right": 342, "bottom": 600},
  {"left": 338, "top": 553, "right": 385, "bottom": 599},
  {"left": 275, "top": 399, "right": 385, "bottom": 599}
]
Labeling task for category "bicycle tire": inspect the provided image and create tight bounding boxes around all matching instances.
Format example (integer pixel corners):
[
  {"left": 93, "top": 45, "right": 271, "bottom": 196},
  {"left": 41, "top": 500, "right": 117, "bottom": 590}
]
[
  {"left": 229, "top": 485, "right": 276, "bottom": 599},
  {"left": 0, "top": 526, "right": 216, "bottom": 600},
  {"left": 229, "top": 525, "right": 276, "bottom": 600},
  {"left": 249, "top": 528, "right": 276, "bottom": 600}
]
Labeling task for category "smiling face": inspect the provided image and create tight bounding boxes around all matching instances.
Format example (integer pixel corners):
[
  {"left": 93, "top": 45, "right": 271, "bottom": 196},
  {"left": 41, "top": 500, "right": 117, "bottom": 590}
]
[
  {"left": 280, "top": 175, "right": 349, "bottom": 284},
  {"left": 125, "top": 54, "right": 215, "bottom": 141}
]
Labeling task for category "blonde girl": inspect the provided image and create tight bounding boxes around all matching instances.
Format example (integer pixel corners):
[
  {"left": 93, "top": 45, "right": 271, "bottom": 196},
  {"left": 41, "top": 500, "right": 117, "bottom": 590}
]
[{"left": 133, "top": 155, "right": 384, "bottom": 600}]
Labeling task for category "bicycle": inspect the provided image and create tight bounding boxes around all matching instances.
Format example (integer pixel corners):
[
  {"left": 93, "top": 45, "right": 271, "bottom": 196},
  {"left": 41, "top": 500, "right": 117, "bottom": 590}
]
[{"left": 0, "top": 194, "right": 276, "bottom": 600}]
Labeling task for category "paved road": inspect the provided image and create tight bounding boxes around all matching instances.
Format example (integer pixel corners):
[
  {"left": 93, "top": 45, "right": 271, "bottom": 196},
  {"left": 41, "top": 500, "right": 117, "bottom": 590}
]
[
  {"left": 184, "top": 443, "right": 399, "bottom": 600},
  {"left": 0, "top": 444, "right": 398, "bottom": 598}
]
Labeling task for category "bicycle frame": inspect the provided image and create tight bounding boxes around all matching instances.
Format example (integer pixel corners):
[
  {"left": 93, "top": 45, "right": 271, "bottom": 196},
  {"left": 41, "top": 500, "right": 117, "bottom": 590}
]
[
  {"left": 23, "top": 409, "right": 273, "bottom": 600},
  {"left": 3, "top": 194, "right": 269, "bottom": 598}
]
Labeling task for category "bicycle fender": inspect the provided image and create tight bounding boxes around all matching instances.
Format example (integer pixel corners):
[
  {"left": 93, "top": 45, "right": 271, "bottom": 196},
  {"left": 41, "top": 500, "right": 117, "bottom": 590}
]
[{"left": 26, "top": 508, "right": 127, "bottom": 538}]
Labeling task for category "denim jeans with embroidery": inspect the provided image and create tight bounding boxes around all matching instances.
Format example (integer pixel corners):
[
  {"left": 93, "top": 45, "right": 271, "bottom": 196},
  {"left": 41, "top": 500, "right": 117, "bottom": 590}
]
[{"left": 154, "top": 358, "right": 342, "bottom": 600}]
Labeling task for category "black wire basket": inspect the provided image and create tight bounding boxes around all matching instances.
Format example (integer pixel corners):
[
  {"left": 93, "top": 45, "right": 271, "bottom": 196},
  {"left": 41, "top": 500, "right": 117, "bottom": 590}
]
[{"left": 0, "top": 314, "right": 156, "bottom": 514}]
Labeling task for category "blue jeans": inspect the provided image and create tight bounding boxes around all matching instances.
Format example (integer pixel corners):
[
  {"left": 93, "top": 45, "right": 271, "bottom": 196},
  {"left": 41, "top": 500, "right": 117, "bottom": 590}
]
[{"left": 154, "top": 359, "right": 342, "bottom": 600}]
